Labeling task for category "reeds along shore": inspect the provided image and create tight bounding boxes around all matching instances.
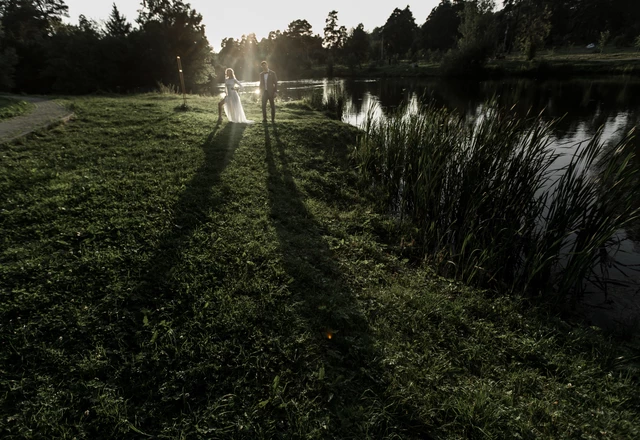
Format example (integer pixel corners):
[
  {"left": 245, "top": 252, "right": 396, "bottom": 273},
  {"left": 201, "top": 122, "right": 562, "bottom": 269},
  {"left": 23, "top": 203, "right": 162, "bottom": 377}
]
[{"left": 353, "top": 103, "right": 639, "bottom": 298}]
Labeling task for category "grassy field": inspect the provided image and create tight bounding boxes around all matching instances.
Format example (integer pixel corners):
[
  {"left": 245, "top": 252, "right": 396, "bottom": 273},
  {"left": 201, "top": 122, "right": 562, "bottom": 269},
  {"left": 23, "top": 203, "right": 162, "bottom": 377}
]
[
  {"left": 1, "top": 94, "right": 639, "bottom": 438},
  {"left": 0, "top": 97, "right": 35, "bottom": 121}
]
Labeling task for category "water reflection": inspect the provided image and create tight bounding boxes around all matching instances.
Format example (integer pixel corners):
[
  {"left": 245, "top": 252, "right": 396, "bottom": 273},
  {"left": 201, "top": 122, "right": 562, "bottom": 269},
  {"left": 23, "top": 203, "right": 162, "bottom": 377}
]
[
  {"left": 307, "top": 77, "right": 640, "bottom": 139},
  {"left": 229, "top": 77, "right": 640, "bottom": 326},
  {"left": 329, "top": 77, "right": 640, "bottom": 327},
  {"left": 228, "top": 77, "right": 640, "bottom": 131}
]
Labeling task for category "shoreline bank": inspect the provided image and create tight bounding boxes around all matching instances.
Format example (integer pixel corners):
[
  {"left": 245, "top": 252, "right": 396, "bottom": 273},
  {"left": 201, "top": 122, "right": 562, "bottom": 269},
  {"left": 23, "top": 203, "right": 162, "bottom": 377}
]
[{"left": 294, "top": 51, "right": 640, "bottom": 81}]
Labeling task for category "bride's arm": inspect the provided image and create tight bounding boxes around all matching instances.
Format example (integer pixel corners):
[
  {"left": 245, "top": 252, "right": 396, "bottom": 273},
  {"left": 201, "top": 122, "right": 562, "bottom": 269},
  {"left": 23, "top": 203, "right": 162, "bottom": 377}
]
[{"left": 234, "top": 79, "right": 243, "bottom": 90}]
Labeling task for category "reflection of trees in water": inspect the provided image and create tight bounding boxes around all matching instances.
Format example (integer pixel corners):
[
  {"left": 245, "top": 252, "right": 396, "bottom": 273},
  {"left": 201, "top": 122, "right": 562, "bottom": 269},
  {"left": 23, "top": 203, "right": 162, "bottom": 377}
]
[
  {"left": 481, "top": 81, "right": 547, "bottom": 119},
  {"left": 371, "top": 76, "right": 640, "bottom": 251},
  {"left": 474, "top": 79, "right": 640, "bottom": 140},
  {"left": 417, "top": 80, "right": 483, "bottom": 119},
  {"left": 550, "top": 80, "right": 639, "bottom": 140},
  {"left": 328, "top": 77, "right": 640, "bottom": 149},
  {"left": 341, "top": 80, "right": 367, "bottom": 115},
  {"left": 412, "top": 78, "right": 640, "bottom": 133},
  {"left": 590, "top": 111, "right": 640, "bottom": 248},
  {"left": 368, "top": 78, "right": 430, "bottom": 116},
  {"left": 414, "top": 78, "right": 640, "bottom": 142},
  {"left": 338, "top": 76, "right": 640, "bottom": 288},
  {"left": 627, "top": 143, "right": 640, "bottom": 244},
  {"left": 628, "top": 213, "right": 640, "bottom": 243}
]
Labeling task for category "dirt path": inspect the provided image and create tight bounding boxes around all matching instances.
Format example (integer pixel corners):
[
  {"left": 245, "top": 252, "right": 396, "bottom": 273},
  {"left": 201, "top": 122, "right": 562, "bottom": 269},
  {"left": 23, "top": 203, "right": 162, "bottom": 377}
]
[{"left": 0, "top": 95, "right": 74, "bottom": 144}]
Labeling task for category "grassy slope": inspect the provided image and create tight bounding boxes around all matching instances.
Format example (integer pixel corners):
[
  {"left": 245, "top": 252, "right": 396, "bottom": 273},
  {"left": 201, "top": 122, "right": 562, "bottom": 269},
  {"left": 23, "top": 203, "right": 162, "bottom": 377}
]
[
  {"left": 0, "top": 95, "right": 638, "bottom": 439},
  {"left": 0, "top": 97, "right": 35, "bottom": 121}
]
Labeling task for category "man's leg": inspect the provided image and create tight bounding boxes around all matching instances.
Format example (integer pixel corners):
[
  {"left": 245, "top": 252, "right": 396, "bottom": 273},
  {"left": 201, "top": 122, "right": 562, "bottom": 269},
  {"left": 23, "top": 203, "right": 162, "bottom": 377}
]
[
  {"left": 269, "top": 94, "right": 275, "bottom": 122},
  {"left": 261, "top": 93, "right": 268, "bottom": 122}
]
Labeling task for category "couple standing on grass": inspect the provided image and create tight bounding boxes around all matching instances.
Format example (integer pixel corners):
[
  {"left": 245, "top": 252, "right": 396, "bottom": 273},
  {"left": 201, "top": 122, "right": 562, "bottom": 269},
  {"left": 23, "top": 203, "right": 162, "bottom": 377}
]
[{"left": 217, "top": 60, "right": 277, "bottom": 124}]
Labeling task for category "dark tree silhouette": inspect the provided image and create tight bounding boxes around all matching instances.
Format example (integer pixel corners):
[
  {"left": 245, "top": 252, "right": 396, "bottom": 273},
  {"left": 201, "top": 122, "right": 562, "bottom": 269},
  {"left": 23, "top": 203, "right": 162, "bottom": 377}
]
[
  {"left": 133, "top": 0, "right": 214, "bottom": 91},
  {"left": 323, "top": 10, "right": 347, "bottom": 51},
  {"left": 420, "top": 0, "right": 465, "bottom": 52},
  {"left": 0, "top": 0, "right": 69, "bottom": 92},
  {"left": 382, "top": 6, "right": 418, "bottom": 61},
  {"left": 344, "top": 23, "right": 370, "bottom": 68},
  {"left": 1, "top": 0, "right": 640, "bottom": 93},
  {"left": 0, "top": 22, "right": 18, "bottom": 90},
  {"left": 105, "top": 3, "right": 132, "bottom": 37}
]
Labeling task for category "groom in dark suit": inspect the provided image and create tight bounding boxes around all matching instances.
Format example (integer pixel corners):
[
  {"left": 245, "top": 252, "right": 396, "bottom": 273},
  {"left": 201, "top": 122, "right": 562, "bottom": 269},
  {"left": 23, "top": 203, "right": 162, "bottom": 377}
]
[{"left": 259, "top": 61, "right": 277, "bottom": 123}]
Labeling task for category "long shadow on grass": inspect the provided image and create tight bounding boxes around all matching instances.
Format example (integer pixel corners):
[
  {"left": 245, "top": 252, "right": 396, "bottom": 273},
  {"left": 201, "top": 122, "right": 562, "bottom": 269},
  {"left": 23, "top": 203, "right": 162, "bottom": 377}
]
[
  {"left": 135, "top": 122, "right": 245, "bottom": 297},
  {"left": 264, "top": 123, "right": 432, "bottom": 437},
  {"left": 119, "top": 122, "right": 246, "bottom": 404},
  {"left": 0, "top": 117, "right": 247, "bottom": 437}
]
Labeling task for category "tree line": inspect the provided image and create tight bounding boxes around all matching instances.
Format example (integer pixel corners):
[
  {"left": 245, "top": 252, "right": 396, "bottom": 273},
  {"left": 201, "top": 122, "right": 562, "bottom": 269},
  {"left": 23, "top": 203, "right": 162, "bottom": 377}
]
[
  {"left": 0, "top": 0, "right": 212, "bottom": 94},
  {"left": 1, "top": 0, "right": 639, "bottom": 94}
]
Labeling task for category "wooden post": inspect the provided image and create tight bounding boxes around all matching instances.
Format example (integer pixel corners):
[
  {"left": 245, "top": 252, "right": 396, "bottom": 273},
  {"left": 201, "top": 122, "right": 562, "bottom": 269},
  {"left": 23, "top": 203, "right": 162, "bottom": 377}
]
[{"left": 176, "top": 56, "right": 187, "bottom": 107}]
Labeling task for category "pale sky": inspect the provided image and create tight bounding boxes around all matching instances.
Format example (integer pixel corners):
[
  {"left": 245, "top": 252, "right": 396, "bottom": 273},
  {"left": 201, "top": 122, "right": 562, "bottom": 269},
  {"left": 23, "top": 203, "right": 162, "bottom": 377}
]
[{"left": 63, "top": 0, "right": 441, "bottom": 51}]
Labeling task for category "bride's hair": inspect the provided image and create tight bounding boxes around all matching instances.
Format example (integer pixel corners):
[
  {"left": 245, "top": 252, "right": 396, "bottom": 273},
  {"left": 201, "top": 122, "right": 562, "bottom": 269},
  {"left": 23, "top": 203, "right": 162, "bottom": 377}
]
[{"left": 225, "top": 68, "right": 236, "bottom": 79}]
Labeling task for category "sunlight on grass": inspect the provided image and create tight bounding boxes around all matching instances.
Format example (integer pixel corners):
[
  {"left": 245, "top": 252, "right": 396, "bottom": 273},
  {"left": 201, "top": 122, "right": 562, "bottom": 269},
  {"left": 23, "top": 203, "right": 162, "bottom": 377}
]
[{"left": 0, "top": 94, "right": 637, "bottom": 439}]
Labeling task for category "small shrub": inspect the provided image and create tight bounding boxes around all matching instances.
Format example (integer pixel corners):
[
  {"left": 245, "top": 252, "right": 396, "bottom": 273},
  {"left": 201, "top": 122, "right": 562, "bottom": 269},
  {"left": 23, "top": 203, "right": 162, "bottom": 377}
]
[
  {"left": 611, "top": 35, "right": 627, "bottom": 48},
  {"left": 303, "top": 88, "right": 347, "bottom": 120},
  {"left": 442, "top": 0, "right": 496, "bottom": 76},
  {"left": 598, "top": 30, "right": 611, "bottom": 53},
  {"left": 156, "top": 81, "right": 178, "bottom": 94},
  {"left": 426, "top": 49, "right": 444, "bottom": 63},
  {"left": 441, "top": 43, "right": 491, "bottom": 77},
  {"left": 516, "top": 5, "right": 551, "bottom": 61},
  {"left": 522, "top": 39, "right": 537, "bottom": 61},
  {"left": 303, "top": 89, "right": 324, "bottom": 110}
]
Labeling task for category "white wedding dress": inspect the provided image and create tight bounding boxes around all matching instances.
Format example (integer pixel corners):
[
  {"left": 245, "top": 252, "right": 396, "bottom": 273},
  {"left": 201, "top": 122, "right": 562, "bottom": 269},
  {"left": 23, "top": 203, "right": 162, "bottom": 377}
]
[{"left": 223, "top": 78, "right": 253, "bottom": 123}]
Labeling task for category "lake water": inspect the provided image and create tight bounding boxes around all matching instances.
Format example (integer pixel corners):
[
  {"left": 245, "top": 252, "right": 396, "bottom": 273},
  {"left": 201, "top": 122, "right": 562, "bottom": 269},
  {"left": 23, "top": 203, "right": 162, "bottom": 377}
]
[{"left": 234, "top": 77, "right": 640, "bottom": 329}]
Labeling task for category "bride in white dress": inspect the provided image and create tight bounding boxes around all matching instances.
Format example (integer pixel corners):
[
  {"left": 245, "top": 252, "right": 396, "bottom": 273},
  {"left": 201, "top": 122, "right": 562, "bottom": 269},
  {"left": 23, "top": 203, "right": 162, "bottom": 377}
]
[{"left": 217, "top": 68, "right": 253, "bottom": 124}]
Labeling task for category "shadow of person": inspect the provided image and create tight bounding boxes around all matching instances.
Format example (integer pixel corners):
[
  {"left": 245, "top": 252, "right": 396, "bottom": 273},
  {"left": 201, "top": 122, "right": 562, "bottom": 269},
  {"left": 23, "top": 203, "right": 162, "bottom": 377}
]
[
  {"left": 264, "top": 123, "right": 431, "bottom": 437},
  {"left": 125, "top": 122, "right": 247, "bottom": 328},
  {"left": 103, "top": 122, "right": 250, "bottom": 421},
  {"left": 266, "top": 123, "right": 360, "bottom": 333},
  {"left": 146, "top": 122, "right": 244, "bottom": 283}
]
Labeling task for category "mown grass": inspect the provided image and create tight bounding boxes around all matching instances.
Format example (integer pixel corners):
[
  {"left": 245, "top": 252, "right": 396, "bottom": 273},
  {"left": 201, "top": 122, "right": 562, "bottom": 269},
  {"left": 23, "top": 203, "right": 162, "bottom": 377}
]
[
  {"left": 0, "top": 97, "right": 35, "bottom": 121},
  {"left": 1, "top": 94, "right": 638, "bottom": 438}
]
